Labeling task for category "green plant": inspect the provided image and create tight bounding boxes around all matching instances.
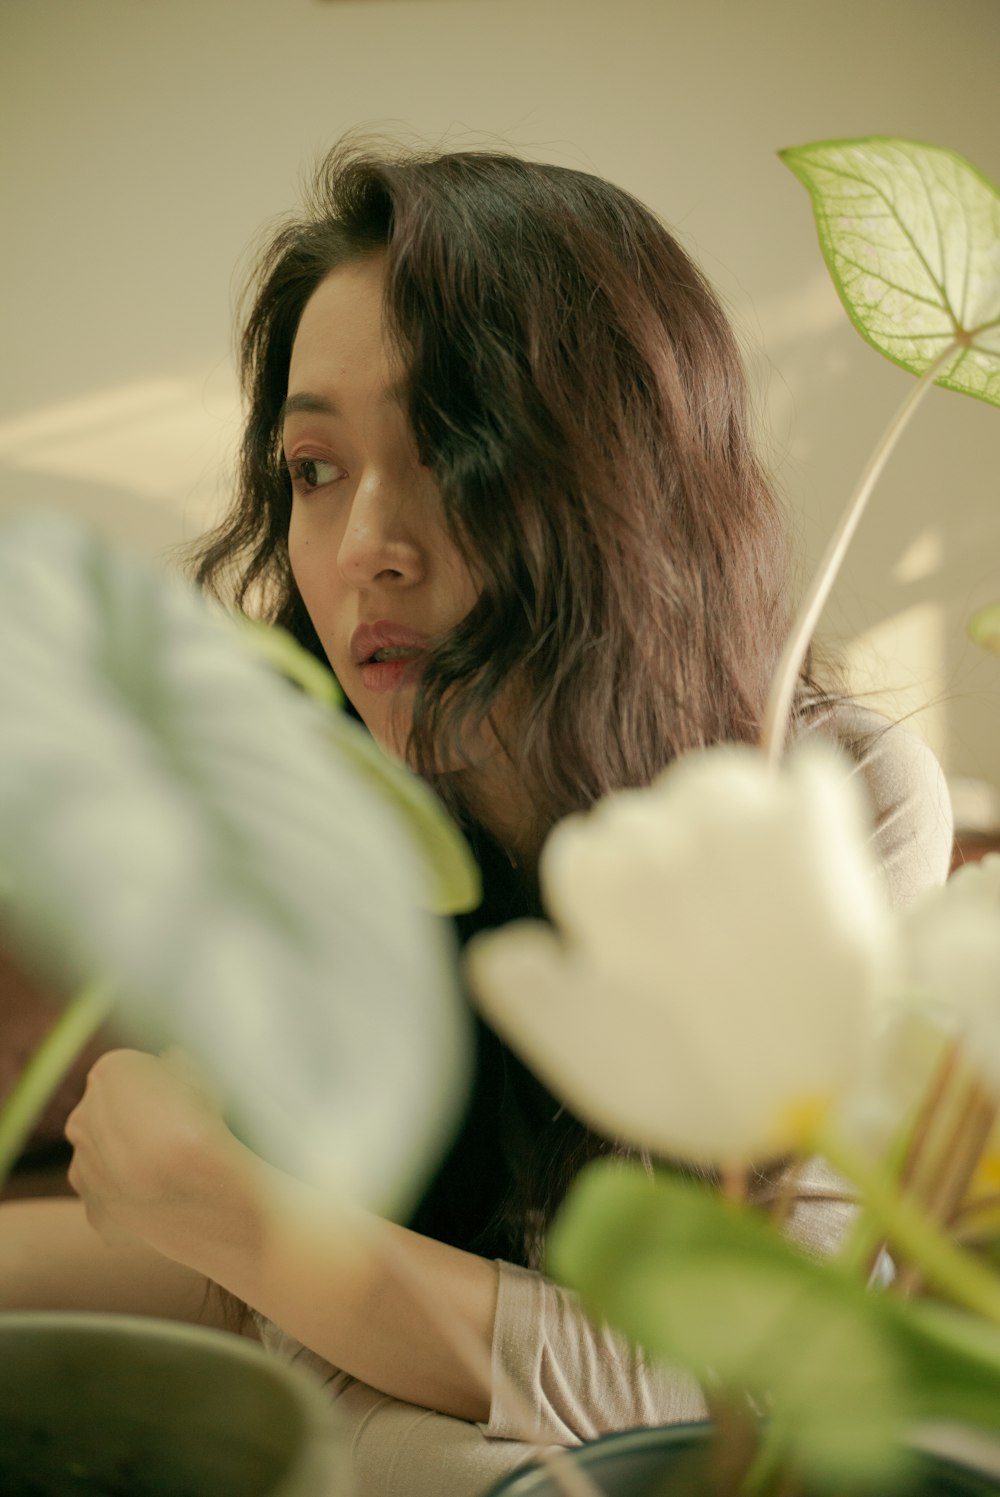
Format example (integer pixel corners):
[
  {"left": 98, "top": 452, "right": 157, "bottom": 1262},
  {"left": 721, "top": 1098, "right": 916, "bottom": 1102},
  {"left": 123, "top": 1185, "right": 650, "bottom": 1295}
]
[
  {"left": 2, "top": 135, "right": 999, "bottom": 1497},
  {"left": 0, "top": 514, "right": 480, "bottom": 1212},
  {"left": 970, "top": 605, "right": 1000, "bottom": 656},
  {"left": 470, "top": 138, "right": 1000, "bottom": 1495}
]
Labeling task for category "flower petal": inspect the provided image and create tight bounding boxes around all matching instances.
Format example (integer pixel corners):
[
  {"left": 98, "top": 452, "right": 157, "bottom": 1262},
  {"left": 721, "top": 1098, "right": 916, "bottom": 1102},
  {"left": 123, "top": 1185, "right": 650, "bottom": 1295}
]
[
  {"left": 471, "top": 742, "right": 897, "bottom": 1165},
  {"left": 902, "top": 856, "right": 1000, "bottom": 1097}
]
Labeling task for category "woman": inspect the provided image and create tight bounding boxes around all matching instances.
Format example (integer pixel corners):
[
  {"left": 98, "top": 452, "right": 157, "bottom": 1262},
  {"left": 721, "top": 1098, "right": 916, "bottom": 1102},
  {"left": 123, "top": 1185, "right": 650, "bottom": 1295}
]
[{"left": 0, "top": 144, "right": 953, "bottom": 1496}]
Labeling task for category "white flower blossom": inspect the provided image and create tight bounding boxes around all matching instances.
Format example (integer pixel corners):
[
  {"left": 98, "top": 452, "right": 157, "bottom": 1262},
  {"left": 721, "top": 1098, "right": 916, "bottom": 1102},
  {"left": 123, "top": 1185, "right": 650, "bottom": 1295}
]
[
  {"left": 900, "top": 856, "right": 1000, "bottom": 1100},
  {"left": 468, "top": 741, "right": 899, "bottom": 1167},
  {"left": 834, "top": 1005, "right": 953, "bottom": 1162}
]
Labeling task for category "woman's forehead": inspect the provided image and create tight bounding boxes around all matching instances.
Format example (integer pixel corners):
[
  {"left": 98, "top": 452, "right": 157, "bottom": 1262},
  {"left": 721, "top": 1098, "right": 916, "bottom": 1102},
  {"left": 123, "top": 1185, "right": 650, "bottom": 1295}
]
[{"left": 287, "top": 259, "right": 402, "bottom": 410}]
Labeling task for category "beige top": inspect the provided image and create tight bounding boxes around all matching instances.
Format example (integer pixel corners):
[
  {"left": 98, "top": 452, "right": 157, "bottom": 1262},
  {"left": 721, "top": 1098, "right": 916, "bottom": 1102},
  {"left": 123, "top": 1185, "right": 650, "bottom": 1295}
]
[{"left": 258, "top": 707, "right": 954, "bottom": 1497}]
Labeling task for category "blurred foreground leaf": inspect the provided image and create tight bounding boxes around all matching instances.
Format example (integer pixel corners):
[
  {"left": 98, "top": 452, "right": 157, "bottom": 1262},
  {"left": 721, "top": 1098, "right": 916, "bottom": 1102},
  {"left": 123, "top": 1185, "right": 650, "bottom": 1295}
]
[
  {"left": 890, "top": 1297, "right": 1000, "bottom": 1434},
  {"left": 548, "top": 1160, "right": 1000, "bottom": 1491},
  {"left": 235, "top": 617, "right": 480, "bottom": 916},
  {"left": 0, "top": 509, "right": 470, "bottom": 1217},
  {"left": 969, "top": 604, "right": 1000, "bottom": 657},
  {"left": 319, "top": 716, "right": 480, "bottom": 918},
  {"left": 781, "top": 137, "right": 1000, "bottom": 408}
]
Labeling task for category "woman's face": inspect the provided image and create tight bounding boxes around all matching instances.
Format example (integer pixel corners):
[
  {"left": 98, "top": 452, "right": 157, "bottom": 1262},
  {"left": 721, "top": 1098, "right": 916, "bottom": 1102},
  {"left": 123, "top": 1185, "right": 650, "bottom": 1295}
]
[{"left": 284, "top": 256, "right": 479, "bottom": 759}]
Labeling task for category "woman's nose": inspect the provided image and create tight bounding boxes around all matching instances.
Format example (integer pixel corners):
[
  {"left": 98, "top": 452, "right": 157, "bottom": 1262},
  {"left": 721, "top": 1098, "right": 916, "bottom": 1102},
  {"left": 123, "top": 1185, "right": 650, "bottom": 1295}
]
[{"left": 336, "top": 475, "right": 424, "bottom": 588}]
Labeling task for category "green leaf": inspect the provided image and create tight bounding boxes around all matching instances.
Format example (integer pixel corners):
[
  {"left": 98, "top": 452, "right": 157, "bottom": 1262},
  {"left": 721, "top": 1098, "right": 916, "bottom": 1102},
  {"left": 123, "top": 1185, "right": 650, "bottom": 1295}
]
[
  {"left": 231, "top": 614, "right": 344, "bottom": 710},
  {"left": 885, "top": 1298, "right": 1000, "bottom": 1435},
  {"left": 550, "top": 1162, "right": 1000, "bottom": 1486},
  {"left": 780, "top": 137, "right": 1000, "bottom": 408},
  {"left": 548, "top": 1162, "right": 913, "bottom": 1490},
  {"left": 969, "top": 604, "right": 1000, "bottom": 656},
  {"left": 0, "top": 509, "right": 470, "bottom": 1216},
  {"left": 232, "top": 617, "right": 481, "bottom": 916},
  {"left": 0, "top": 978, "right": 113, "bottom": 1189},
  {"left": 320, "top": 718, "right": 481, "bottom": 917}
]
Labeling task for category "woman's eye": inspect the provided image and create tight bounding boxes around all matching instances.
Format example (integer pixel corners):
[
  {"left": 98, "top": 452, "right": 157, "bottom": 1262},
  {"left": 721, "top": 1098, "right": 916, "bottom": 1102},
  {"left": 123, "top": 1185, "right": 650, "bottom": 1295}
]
[{"left": 285, "top": 456, "right": 345, "bottom": 491}]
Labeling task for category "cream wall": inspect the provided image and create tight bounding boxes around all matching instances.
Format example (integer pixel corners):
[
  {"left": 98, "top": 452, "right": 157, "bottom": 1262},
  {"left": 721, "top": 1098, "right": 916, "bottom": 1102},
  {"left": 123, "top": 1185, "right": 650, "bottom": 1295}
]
[{"left": 3, "top": 0, "right": 999, "bottom": 794}]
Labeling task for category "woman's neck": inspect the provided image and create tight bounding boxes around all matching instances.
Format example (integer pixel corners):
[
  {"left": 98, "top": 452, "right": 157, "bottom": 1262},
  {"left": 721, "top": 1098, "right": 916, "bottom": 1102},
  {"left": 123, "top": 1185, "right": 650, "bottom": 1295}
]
[{"left": 454, "top": 752, "right": 544, "bottom": 876}]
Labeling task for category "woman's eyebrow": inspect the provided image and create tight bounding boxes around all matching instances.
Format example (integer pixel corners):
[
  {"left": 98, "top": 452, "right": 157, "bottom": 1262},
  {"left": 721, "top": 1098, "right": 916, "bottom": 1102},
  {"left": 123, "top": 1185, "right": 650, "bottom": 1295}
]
[
  {"left": 280, "top": 380, "right": 409, "bottom": 424},
  {"left": 280, "top": 392, "right": 337, "bottom": 421}
]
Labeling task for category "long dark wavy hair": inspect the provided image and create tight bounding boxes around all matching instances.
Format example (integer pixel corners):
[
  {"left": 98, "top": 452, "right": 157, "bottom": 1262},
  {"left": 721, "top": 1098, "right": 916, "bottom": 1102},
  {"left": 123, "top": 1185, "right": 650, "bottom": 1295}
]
[
  {"left": 194, "top": 140, "right": 795, "bottom": 832},
  {"left": 191, "top": 140, "right": 806, "bottom": 1268}
]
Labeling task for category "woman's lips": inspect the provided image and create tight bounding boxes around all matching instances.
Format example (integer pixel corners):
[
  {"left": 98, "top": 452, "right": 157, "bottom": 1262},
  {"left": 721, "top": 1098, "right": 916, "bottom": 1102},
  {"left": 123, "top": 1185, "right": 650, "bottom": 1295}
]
[
  {"left": 350, "top": 622, "right": 430, "bottom": 694},
  {"left": 359, "top": 655, "right": 425, "bottom": 694},
  {"left": 351, "top": 622, "right": 430, "bottom": 694}
]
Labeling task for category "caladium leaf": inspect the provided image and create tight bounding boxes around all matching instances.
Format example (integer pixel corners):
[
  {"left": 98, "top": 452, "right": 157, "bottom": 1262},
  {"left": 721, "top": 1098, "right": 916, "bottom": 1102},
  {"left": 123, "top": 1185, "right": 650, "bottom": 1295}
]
[
  {"left": 969, "top": 603, "right": 1000, "bottom": 656},
  {"left": 0, "top": 508, "right": 470, "bottom": 1216},
  {"left": 781, "top": 137, "right": 1000, "bottom": 408},
  {"left": 232, "top": 614, "right": 345, "bottom": 710},
  {"left": 234, "top": 616, "right": 481, "bottom": 917},
  {"left": 318, "top": 716, "right": 482, "bottom": 918}
]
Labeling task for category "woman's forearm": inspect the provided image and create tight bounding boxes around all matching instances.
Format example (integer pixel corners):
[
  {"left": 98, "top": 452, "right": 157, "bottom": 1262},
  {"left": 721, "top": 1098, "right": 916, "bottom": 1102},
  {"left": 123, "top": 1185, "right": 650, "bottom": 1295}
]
[
  {"left": 179, "top": 1149, "right": 499, "bottom": 1421},
  {"left": 0, "top": 1197, "right": 218, "bottom": 1323},
  {"left": 62, "top": 1049, "right": 496, "bottom": 1419}
]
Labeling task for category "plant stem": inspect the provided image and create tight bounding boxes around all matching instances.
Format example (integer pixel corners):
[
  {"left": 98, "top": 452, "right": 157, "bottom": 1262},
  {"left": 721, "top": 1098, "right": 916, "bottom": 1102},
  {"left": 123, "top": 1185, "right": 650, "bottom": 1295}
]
[
  {"left": 0, "top": 976, "right": 114, "bottom": 1191},
  {"left": 705, "top": 1392, "right": 762, "bottom": 1496},
  {"left": 721, "top": 1164, "right": 751, "bottom": 1203},
  {"left": 895, "top": 1080, "right": 998, "bottom": 1298},
  {"left": 819, "top": 1130, "right": 1000, "bottom": 1327},
  {"left": 766, "top": 1159, "right": 805, "bottom": 1233},
  {"left": 739, "top": 1422, "right": 790, "bottom": 1497},
  {"left": 841, "top": 1042, "right": 964, "bottom": 1285},
  {"left": 952, "top": 1192, "right": 1000, "bottom": 1235},
  {"left": 759, "top": 342, "right": 960, "bottom": 764},
  {"left": 898, "top": 1041, "right": 963, "bottom": 1196}
]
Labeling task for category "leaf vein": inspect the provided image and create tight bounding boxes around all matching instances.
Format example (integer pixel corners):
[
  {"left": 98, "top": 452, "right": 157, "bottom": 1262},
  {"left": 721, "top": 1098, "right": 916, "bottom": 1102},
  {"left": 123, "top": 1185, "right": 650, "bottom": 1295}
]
[
  {"left": 830, "top": 252, "right": 953, "bottom": 315},
  {"left": 809, "top": 157, "right": 961, "bottom": 327}
]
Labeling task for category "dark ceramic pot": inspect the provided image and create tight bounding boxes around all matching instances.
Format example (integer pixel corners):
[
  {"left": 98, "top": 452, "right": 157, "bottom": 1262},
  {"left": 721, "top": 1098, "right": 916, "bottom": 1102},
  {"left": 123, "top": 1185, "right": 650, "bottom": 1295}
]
[
  {"left": 487, "top": 1422, "right": 1000, "bottom": 1496},
  {"left": 0, "top": 1312, "right": 345, "bottom": 1497}
]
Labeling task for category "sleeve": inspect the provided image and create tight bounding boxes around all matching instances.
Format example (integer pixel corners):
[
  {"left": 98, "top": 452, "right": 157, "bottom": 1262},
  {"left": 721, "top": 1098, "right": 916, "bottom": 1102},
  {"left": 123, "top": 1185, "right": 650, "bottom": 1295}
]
[
  {"left": 479, "top": 1259, "right": 705, "bottom": 1445},
  {"left": 800, "top": 701, "right": 954, "bottom": 909},
  {"left": 480, "top": 1156, "right": 857, "bottom": 1449}
]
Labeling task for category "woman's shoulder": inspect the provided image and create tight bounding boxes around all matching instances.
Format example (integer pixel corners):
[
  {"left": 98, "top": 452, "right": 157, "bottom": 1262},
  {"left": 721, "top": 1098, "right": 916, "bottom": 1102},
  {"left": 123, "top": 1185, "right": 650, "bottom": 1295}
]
[{"left": 794, "top": 696, "right": 954, "bottom": 909}]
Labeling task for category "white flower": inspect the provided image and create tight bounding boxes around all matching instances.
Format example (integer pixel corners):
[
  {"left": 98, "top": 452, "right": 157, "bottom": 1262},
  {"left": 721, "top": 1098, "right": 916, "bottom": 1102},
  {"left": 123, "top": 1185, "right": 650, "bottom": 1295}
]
[
  {"left": 830, "top": 858, "right": 1000, "bottom": 1183},
  {"left": 833, "top": 1005, "right": 953, "bottom": 1163},
  {"left": 468, "top": 741, "right": 899, "bottom": 1167},
  {"left": 900, "top": 856, "right": 1000, "bottom": 1099}
]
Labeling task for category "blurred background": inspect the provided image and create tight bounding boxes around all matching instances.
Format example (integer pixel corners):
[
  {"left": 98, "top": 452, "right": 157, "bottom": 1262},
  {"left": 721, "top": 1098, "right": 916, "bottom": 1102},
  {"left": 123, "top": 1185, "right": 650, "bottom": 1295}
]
[{"left": 2, "top": 0, "right": 998, "bottom": 815}]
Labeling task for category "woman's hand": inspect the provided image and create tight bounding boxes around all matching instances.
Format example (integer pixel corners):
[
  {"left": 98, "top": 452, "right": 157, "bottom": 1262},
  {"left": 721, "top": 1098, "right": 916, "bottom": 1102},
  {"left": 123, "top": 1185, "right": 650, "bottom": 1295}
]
[
  {"left": 65, "top": 1048, "right": 262, "bottom": 1271},
  {"left": 65, "top": 1050, "right": 500, "bottom": 1420}
]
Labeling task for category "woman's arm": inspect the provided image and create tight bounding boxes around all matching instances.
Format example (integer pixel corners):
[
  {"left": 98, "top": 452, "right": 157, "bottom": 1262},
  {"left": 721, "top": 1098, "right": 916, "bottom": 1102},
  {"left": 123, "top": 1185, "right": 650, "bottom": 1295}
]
[
  {"left": 222, "top": 1183, "right": 499, "bottom": 1421},
  {"left": 64, "top": 1048, "right": 498, "bottom": 1421},
  {"left": 0, "top": 1196, "right": 228, "bottom": 1326},
  {"left": 57, "top": 1053, "right": 866, "bottom": 1444}
]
